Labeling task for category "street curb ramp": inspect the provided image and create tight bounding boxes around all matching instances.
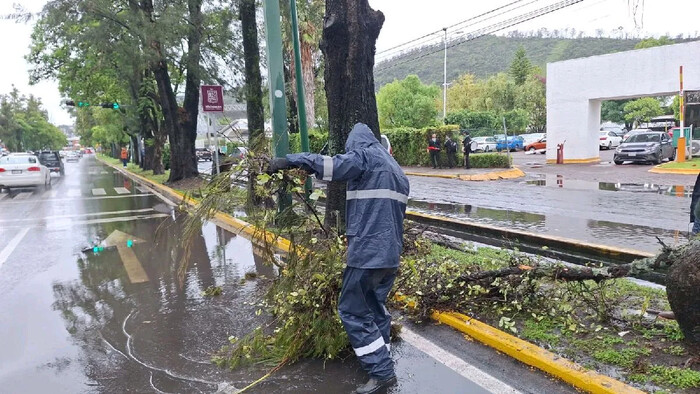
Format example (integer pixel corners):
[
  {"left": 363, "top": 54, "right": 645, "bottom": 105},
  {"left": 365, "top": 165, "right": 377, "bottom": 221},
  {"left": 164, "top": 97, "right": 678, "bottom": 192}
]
[{"left": 98, "top": 157, "right": 644, "bottom": 394}]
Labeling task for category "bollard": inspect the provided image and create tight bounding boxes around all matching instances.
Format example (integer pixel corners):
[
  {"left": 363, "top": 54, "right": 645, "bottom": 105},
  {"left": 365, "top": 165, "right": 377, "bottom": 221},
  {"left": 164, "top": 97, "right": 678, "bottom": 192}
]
[{"left": 556, "top": 142, "right": 564, "bottom": 164}]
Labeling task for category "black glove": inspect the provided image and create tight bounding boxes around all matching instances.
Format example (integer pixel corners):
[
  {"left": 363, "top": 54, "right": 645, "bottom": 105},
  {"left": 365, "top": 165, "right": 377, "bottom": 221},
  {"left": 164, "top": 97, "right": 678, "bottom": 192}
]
[{"left": 267, "top": 157, "right": 292, "bottom": 174}]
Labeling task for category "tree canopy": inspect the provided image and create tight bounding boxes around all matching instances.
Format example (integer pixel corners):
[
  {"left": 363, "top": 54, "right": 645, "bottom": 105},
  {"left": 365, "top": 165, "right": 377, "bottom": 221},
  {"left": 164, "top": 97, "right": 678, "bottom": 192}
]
[
  {"left": 0, "top": 87, "right": 66, "bottom": 152},
  {"left": 623, "top": 97, "right": 664, "bottom": 126},
  {"left": 376, "top": 75, "right": 440, "bottom": 129},
  {"left": 509, "top": 46, "right": 532, "bottom": 85}
]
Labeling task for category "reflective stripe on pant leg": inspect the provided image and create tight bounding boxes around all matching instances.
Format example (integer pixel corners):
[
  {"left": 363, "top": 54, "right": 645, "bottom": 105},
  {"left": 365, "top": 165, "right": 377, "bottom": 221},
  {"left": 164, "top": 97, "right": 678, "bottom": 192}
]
[{"left": 338, "top": 267, "right": 395, "bottom": 379}]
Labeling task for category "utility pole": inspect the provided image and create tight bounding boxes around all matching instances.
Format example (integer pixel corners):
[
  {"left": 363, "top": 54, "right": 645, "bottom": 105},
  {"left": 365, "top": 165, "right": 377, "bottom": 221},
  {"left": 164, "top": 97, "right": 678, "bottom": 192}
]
[
  {"left": 290, "top": 0, "right": 312, "bottom": 196},
  {"left": 443, "top": 27, "right": 448, "bottom": 119},
  {"left": 262, "top": 0, "right": 291, "bottom": 209}
]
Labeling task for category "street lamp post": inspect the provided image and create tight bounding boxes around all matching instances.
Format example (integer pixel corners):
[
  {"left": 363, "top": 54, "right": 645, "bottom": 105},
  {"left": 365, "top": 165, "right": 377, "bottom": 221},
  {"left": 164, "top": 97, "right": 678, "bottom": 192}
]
[{"left": 443, "top": 27, "right": 447, "bottom": 119}]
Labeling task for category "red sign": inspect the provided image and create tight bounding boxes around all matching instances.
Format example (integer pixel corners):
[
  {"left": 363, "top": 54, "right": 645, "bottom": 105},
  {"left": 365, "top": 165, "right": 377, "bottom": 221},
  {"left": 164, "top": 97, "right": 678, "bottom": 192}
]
[{"left": 201, "top": 85, "right": 224, "bottom": 112}]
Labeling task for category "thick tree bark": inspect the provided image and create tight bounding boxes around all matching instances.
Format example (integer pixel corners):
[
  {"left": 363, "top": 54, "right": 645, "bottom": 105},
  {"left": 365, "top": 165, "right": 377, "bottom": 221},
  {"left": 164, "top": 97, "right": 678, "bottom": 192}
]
[
  {"left": 240, "top": 0, "right": 265, "bottom": 205},
  {"left": 167, "top": 0, "right": 203, "bottom": 183},
  {"left": 320, "top": 0, "right": 384, "bottom": 230}
]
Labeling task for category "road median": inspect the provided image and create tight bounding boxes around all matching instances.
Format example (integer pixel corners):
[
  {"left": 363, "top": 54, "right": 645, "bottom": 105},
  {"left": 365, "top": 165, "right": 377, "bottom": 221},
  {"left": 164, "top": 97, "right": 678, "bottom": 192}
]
[
  {"left": 404, "top": 167, "right": 525, "bottom": 181},
  {"left": 98, "top": 156, "right": 648, "bottom": 394}
]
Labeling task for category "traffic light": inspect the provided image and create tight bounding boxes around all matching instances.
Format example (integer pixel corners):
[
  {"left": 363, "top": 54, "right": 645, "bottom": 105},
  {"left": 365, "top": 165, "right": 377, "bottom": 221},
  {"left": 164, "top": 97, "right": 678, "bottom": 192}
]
[
  {"left": 100, "top": 102, "right": 120, "bottom": 109},
  {"left": 64, "top": 100, "right": 90, "bottom": 107}
]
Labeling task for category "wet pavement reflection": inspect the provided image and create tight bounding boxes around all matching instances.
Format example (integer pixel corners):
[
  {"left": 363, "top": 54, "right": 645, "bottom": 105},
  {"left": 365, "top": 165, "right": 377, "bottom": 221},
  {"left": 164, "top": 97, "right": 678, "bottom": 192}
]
[{"left": 0, "top": 156, "right": 508, "bottom": 393}]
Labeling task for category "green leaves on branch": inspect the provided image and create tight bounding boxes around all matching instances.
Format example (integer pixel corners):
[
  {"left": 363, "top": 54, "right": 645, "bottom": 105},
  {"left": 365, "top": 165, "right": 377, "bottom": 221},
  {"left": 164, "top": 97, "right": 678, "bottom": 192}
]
[{"left": 377, "top": 75, "right": 440, "bottom": 130}]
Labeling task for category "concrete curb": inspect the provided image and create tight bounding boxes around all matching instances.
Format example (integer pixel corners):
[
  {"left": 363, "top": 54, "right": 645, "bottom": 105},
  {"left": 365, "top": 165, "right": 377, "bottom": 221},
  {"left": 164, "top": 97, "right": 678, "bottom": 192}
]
[
  {"left": 98, "top": 157, "right": 643, "bottom": 394},
  {"left": 404, "top": 167, "right": 525, "bottom": 181},
  {"left": 649, "top": 165, "right": 700, "bottom": 175}
]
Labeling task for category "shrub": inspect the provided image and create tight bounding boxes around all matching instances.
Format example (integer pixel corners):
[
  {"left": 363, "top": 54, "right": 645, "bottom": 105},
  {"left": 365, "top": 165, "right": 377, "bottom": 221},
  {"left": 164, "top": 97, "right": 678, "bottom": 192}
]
[
  {"left": 289, "top": 128, "right": 329, "bottom": 153},
  {"left": 162, "top": 144, "right": 170, "bottom": 170},
  {"left": 469, "top": 153, "right": 511, "bottom": 168}
]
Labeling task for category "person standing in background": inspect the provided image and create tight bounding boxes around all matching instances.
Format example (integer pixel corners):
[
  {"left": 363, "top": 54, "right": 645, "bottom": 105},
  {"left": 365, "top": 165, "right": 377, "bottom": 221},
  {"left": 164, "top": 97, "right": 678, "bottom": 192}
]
[
  {"left": 428, "top": 134, "right": 442, "bottom": 169},
  {"left": 462, "top": 132, "right": 472, "bottom": 169},
  {"left": 444, "top": 136, "right": 457, "bottom": 169},
  {"left": 120, "top": 147, "right": 129, "bottom": 167}
]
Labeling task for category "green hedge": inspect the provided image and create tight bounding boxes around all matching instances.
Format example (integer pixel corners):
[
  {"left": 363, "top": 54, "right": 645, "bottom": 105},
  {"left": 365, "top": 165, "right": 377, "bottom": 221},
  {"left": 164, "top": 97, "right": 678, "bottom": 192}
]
[{"left": 284, "top": 124, "right": 511, "bottom": 168}]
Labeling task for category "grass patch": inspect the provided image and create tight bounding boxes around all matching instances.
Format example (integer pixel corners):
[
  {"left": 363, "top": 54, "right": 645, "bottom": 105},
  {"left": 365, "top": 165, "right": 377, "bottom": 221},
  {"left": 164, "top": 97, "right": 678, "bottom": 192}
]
[
  {"left": 592, "top": 347, "right": 649, "bottom": 368},
  {"left": 521, "top": 318, "right": 560, "bottom": 345},
  {"left": 657, "top": 157, "right": 700, "bottom": 170},
  {"left": 649, "top": 365, "right": 700, "bottom": 389},
  {"left": 428, "top": 244, "right": 511, "bottom": 271}
]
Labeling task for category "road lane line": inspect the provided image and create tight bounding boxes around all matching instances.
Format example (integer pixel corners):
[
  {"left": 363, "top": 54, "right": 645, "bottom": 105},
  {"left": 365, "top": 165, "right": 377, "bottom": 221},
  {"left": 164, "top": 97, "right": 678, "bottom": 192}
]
[
  {"left": 0, "top": 227, "right": 31, "bottom": 269},
  {"left": 0, "top": 193, "right": 8, "bottom": 201},
  {"left": 92, "top": 188, "right": 107, "bottom": 196},
  {"left": 114, "top": 187, "right": 130, "bottom": 194},
  {"left": 0, "top": 214, "right": 169, "bottom": 229},
  {"left": 117, "top": 245, "right": 149, "bottom": 283},
  {"left": 0, "top": 208, "right": 156, "bottom": 224},
  {"left": 400, "top": 327, "right": 522, "bottom": 394},
  {"left": 0, "top": 193, "right": 153, "bottom": 205}
]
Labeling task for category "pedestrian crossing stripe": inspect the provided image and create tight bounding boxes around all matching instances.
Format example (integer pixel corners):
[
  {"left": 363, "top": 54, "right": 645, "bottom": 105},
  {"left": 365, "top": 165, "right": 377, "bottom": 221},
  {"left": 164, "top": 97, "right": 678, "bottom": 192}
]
[
  {"left": 13, "top": 192, "right": 32, "bottom": 200},
  {"left": 114, "top": 187, "right": 130, "bottom": 194},
  {"left": 67, "top": 189, "right": 81, "bottom": 197},
  {"left": 0, "top": 193, "right": 9, "bottom": 201},
  {"left": 92, "top": 188, "right": 107, "bottom": 196}
]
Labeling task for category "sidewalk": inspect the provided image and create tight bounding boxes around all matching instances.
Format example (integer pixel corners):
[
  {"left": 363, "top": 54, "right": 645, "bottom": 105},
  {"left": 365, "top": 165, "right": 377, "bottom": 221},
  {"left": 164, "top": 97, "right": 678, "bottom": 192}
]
[{"left": 402, "top": 165, "right": 525, "bottom": 181}]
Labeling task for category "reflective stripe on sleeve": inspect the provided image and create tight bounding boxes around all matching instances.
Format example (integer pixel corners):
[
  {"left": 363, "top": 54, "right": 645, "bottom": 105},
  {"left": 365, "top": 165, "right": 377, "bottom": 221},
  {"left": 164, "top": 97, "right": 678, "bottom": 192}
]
[
  {"left": 322, "top": 156, "right": 333, "bottom": 181},
  {"left": 346, "top": 189, "right": 408, "bottom": 204},
  {"left": 353, "top": 336, "right": 385, "bottom": 357}
]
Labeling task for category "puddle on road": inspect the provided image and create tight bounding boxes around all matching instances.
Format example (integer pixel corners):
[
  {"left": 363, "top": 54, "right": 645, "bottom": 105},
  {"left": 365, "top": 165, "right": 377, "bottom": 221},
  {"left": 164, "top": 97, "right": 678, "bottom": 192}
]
[{"left": 525, "top": 177, "right": 693, "bottom": 198}]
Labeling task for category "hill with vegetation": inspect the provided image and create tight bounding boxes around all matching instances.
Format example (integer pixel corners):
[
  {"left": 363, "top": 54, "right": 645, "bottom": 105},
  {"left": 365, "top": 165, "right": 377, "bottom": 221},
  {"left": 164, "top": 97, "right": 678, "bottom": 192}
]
[{"left": 374, "top": 34, "right": 696, "bottom": 88}]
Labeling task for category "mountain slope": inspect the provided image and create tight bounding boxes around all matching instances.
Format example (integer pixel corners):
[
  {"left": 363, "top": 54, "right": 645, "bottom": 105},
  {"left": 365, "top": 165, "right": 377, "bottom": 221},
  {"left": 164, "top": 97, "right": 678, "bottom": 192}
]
[{"left": 374, "top": 35, "right": 646, "bottom": 88}]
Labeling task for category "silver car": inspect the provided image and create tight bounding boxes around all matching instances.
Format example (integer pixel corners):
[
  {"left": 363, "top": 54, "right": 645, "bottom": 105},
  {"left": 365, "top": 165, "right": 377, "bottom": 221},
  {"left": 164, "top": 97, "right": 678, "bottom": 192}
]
[{"left": 614, "top": 132, "right": 675, "bottom": 165}]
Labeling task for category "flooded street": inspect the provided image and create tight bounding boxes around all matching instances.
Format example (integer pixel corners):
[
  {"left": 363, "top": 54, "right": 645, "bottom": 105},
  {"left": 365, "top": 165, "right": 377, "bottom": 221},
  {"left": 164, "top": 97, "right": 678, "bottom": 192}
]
[
  {"left": 407, "top": 172, "right": 693, "bottom": 253},
  {"left": 0, "top": 156, "right": 571, "bottom": 393}
]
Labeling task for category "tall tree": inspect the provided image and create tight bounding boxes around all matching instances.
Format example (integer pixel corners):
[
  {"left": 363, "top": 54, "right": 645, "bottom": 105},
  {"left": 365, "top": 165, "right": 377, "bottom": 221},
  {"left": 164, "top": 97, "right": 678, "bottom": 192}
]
[
  {"left": 239, "top": 0, "right": 265, "bottom": 203},
  {"left": 509, "top": 46, "right": 532, "bottom": 86},
  {"left": 320, "top": 0, "right": 384, "bottom": 229},
  {"left": 623, "top": 97, "right": 664, "bottom": 127}
]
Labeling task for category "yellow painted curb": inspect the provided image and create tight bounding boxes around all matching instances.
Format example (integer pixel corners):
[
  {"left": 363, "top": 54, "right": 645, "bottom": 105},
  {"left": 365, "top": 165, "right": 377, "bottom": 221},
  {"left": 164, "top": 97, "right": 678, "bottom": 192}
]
[
  {"left": 546, "top": 157, "right": 600, "bottom": 164},
  {"left": 100, "top": 157, "right": 643, "bottom": 394},
  {"left": 433, "top": 312, "right": 645, "bottom": 394},
  {"left": 649, "top": 165, "right": 700, "bottom": 175},
  {"left": 405, "top": 167, "right": 525, "bottom": 182}
]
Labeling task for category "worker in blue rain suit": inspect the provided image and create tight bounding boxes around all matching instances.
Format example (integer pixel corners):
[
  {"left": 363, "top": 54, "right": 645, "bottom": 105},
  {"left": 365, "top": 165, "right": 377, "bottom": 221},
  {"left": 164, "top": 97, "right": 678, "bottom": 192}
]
[
  {"left": 691, "top": 173, "right": 700, "bottom": 236},
  {"left": 268, "top": 123, "right": 409, "bottom": 394}
]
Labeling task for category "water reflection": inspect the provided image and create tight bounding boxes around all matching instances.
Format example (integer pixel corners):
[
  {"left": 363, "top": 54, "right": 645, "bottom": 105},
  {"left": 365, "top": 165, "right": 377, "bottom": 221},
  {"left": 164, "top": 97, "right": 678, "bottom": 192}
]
[{"left": 525, "top": 177, "right": 693, "bottom": 198}]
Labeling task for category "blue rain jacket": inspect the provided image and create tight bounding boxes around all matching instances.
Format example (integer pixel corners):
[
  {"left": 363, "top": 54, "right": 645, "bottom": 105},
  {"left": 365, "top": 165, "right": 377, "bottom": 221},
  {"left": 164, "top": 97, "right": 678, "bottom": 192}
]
[{"left": 286, "top": 123, "right": 410, "bottom": 269}]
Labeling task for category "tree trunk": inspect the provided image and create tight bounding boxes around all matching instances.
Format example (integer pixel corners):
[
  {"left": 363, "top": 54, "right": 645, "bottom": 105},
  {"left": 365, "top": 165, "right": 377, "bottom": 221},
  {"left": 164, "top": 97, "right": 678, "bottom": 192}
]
[
  {"left": 301, "top": 40, "right": 316, "bottom": 128},
  {"left": 320, "top": 0, "right": 384, "bottom": 230},
  {"left": 167, "top": 0, "right": 203, "bottom": 183},
  {"left": 664, "top": 242, "right": 700, "bottom": 347},
  {"left": 240, "top": 0, "right": 265, "bottom": 206}
]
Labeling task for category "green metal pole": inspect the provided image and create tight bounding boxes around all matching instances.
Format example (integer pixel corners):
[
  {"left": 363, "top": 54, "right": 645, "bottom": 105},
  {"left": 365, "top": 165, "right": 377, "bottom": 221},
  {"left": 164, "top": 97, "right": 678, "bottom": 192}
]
[
  {"left": 262, "top": 0, "right": 291, "bottom": 210},
  {"left": 289, "top": 0, "right": 312, "bottom": 195}
]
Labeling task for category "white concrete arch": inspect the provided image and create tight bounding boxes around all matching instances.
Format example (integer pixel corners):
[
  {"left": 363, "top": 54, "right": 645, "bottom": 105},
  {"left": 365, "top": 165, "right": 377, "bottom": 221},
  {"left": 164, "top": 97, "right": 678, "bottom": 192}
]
[{"left": 546, "top": 40, "right": 700, "bottom": 163}]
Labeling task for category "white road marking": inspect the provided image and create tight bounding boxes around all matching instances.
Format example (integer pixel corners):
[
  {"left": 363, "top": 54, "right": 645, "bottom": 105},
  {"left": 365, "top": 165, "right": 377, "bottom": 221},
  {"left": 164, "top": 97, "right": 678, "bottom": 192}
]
[
  {"left": 0, "top": 193, "right": 152, "bottom": 205},
  {"left": 67, "top": 189, "right": 82, "bottom": 197},
  {"left": 400, "top": 327, "right": 522, "bottom": 394},
  {"left": 135, "top": 186, "right": 148, "bottom": 193},
  {"left": 1, "top": 213, "right": 169, "bottom": 230},
  {"left": 0, "top": 227, "right": 31, "bottom": 269},
  {"left": 42, "top": 189, "right": 59, "bottom": 198},
  {"left": 92, "top": 188, "right": 107, "bottom": 196},
  {"left": 100, "top": 171, "right": 109, "bottom": 174},
  {"left": 114, "top": 187, "right": 130, "bottom": 194},
  {"left": 13, "top": 192, "right": 33, "bottom": 200},
  {"left": 0, "top": 208, "right": 156, "bottom": 224},
  {"left": 0, "top": 193, "right": 9, "bottom": 201}
]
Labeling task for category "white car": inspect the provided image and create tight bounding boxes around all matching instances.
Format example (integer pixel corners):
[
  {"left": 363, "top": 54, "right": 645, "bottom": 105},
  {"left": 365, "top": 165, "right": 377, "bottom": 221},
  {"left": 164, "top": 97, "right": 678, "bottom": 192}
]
[
  {"left": 0, "top": 154, "right": 51, "bottom": 190},
  {"left": 599, "top": 131, "right": 622, "bottom": 150},
  {"left": 65, "top": 151, "right": 80, "bottom": 162},
  {"left": 471, "top": 136, "right": 497, "bottom": 152}
]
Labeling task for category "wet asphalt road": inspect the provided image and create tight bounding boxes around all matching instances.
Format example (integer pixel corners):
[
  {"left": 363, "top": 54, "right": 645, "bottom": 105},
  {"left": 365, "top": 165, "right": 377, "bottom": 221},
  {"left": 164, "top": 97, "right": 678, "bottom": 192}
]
[{"left": 0, "top": 156, "right": 574, "bottom": 393}]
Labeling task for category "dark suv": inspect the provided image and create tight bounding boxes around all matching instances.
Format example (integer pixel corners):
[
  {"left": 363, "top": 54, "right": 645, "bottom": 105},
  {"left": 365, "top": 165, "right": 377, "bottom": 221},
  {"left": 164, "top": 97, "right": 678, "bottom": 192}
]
[{"left": 38, "top": 151, "right": 65, "bottom": 176}]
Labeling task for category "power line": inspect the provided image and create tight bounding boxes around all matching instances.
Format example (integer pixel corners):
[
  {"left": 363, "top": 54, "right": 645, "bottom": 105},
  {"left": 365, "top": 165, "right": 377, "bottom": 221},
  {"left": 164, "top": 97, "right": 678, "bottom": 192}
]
[
  {"left": 376, "top": 0, "right": 534, "bottom": 58},
  {"left": 375, "top": 0, "right": 585, "bottom": 73}
]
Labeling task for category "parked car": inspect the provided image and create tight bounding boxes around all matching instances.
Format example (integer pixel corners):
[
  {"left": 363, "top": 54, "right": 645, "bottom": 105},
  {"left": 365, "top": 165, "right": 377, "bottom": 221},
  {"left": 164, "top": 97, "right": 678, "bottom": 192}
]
[
  {"left": 614, "top": 132, "right": 675, "bottom": 165},
  {"left": 622, "top": 128, "right": 651, "bottom": 142},
  {"left": 37, "top": 151, "right": 65, "bottom": 176},
  {"left": 519, "top": 133, "right": 545, "bottom": 146},
  {"left": 525, "top": 137, "right": 546, "bottom": 153},
  {"left": 471, "top": 136, "right": 497, "bottom": 152},
  {"left": 85, "top": 147, "right": 94, "bottom": 154},
  {"left": 496, "top": 136, "right": 524, "bottom": 152},
  {"left": 0, "top": 154, "right": 51, "bottom": 190},
  {"left": 599, "top": 130, "right": 623, "bottom": 150},
  {"left": 601, "top": 126, "right": 626, "bottom": 136},
  {"left": 65, "top": 151, "right": 80, "bottom": 162},
  {"left": 196, "top": 148, "right": 212, "bottom": 161}
]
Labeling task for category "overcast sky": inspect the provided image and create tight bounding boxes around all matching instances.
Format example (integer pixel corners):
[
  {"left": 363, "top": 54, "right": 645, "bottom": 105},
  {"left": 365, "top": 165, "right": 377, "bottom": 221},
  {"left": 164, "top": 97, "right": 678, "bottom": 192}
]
[{"left": 1, "top": 0, "right": 698, "bottom": 126}]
